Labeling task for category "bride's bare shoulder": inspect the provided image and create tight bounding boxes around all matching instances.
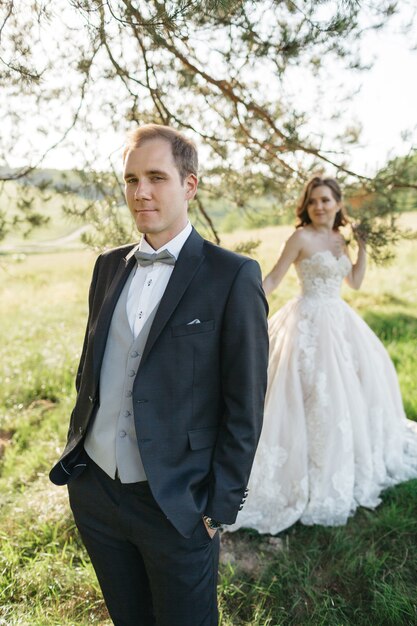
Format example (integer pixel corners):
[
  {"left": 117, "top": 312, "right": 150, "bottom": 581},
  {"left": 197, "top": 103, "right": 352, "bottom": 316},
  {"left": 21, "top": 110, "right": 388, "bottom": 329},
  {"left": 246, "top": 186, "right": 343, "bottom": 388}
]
[
  {"left": 288, "top": 226, "right": 306, "bottom": 239},
  {"left": 290, "top": 226, "right": 313, "bottom": 245},
  {"left": 281, "top": 228, "right": 311, "bottom": 261},
  {"left": 283, "top": 228, "right": 307, "bottom": 250}
]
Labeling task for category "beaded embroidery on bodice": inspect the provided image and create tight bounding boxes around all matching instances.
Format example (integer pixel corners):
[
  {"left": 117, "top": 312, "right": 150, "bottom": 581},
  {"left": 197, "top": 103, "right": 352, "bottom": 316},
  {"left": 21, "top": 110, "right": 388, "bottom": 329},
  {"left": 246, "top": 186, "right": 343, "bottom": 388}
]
[{"left": 296, "top": 250, "right": 351, "bottom": 299}]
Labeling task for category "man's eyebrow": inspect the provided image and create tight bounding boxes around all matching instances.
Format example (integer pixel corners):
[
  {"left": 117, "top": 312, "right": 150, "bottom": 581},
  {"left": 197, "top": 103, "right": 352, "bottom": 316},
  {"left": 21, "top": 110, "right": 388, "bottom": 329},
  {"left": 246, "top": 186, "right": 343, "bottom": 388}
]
[
  {"left": 147, "top": 169, "right": 168, "bottom": 176},
  {"left": 123, "top": 169, "right": 168, "bottom": 179}
]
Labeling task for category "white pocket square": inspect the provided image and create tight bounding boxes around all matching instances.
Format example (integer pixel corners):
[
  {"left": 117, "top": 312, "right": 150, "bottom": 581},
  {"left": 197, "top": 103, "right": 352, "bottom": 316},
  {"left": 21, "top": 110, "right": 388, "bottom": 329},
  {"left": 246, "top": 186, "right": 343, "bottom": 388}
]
[{"left": 187, "top": 319, "right": 201, "bottom": 325}]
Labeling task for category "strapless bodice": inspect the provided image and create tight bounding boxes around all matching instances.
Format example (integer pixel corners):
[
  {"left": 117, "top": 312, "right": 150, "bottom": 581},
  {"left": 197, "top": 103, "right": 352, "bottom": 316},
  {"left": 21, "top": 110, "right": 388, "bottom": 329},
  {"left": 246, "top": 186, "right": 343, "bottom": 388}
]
[{"left": 295, "top": 250, "right": 351, "bottom": 300}]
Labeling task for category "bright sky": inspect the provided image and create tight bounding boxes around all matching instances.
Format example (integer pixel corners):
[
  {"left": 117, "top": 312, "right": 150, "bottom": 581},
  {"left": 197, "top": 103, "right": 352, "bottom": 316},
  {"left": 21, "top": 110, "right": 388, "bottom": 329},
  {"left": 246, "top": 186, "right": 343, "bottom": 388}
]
[
  {"left": 345, "top": 13, "right": 417, "bottom": 174},
  {"left": 280, "top": 4, "right": 417, "bottom": 176}
]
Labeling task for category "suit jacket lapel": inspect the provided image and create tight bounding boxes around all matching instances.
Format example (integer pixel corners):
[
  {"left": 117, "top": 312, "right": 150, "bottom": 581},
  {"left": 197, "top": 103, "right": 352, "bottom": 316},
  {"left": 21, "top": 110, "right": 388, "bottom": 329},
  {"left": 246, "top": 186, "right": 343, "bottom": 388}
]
[
  {"left": 141, "top": 228, "right": 205, "bottom": 364},
  {"left": 93, "top": 245, "right": 139, "bottom": 376}
]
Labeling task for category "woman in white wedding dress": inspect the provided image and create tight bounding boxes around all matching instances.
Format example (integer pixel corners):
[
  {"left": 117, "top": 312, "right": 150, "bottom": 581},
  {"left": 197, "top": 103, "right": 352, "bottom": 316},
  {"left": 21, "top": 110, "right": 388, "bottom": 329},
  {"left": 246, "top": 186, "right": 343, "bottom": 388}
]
[{"left": 228, "top": 176, "right": 417, "bottom": 535}]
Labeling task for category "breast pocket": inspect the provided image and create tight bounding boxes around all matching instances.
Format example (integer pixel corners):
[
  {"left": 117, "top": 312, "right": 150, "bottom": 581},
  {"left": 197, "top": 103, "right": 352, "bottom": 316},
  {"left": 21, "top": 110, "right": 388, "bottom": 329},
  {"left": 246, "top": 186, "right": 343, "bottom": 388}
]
[{"left": 171, "top": 320, "right": 215, "bottom": 337}]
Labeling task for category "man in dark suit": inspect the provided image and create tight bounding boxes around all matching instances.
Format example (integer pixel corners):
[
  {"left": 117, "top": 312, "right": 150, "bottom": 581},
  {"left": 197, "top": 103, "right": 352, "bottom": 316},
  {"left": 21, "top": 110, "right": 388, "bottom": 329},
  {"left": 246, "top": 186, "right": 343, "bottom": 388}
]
[{"left": 50, "top": 124, "right": 269, "bottom": 626}]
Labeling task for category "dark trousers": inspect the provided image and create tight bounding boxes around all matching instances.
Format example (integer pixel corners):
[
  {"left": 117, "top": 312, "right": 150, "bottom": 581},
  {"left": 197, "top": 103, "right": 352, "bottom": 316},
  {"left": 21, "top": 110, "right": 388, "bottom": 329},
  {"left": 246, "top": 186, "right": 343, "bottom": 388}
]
[{"left": 68, "top": 458, "right": 220, "bottom": 626}]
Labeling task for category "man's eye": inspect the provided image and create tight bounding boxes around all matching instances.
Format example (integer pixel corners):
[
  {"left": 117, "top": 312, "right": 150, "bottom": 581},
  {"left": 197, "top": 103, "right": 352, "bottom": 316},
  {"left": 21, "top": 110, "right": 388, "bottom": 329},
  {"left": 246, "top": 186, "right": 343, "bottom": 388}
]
[
  {"left": 126, "top": 179, "right": 136, "bottom": 184},
  {"left": 151, "top": 176, "right": 164, "bottom": 181}
]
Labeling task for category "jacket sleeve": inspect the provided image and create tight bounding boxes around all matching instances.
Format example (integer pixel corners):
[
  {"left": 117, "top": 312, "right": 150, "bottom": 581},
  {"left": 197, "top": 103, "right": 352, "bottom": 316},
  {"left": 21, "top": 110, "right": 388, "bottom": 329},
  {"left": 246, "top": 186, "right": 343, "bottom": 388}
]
[{"left": 205, "top": 259, "right": 269, "bottom": 523}]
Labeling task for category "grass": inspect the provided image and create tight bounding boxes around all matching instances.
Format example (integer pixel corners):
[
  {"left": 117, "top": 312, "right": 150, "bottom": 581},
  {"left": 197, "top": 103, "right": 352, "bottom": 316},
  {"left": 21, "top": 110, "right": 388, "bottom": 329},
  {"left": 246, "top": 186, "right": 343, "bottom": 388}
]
[
  {"left": 1, "top": 217, "right": 416, "bottom": 625},
  {"left": 220, "top": 481, "right": 417, "bottom": 625}
]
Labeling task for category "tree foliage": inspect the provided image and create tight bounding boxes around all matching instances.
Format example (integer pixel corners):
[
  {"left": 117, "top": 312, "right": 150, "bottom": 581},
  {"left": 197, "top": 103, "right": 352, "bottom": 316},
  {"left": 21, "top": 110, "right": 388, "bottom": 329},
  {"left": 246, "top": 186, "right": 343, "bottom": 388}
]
[
  {"left": 0, "top": 0, "right": 415, "bottom": 257},
  {"left": 344, "top": 150, "right": 417, "bottom": 263}
]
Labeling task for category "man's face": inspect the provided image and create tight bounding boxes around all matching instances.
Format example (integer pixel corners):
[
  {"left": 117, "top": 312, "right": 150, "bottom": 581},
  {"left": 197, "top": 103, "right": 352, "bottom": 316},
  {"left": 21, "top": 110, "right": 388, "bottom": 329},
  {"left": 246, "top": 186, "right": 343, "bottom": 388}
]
[{"left": 123, "top": 138, "right": 197, "bottom": 249}]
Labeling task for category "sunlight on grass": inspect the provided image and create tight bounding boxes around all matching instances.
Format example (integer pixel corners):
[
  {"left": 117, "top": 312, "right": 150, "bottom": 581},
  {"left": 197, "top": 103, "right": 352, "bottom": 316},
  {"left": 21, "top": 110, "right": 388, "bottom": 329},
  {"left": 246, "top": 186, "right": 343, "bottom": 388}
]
[{"left": 1, "top": 218, "right": 416, "bottom": 624}]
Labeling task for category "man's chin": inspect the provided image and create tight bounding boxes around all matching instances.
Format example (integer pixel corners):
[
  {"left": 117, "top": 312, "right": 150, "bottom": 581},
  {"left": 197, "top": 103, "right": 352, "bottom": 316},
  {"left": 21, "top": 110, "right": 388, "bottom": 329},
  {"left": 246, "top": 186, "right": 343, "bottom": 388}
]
[{"left": 134, "top": 217, "right": 159, "bottom": 234}]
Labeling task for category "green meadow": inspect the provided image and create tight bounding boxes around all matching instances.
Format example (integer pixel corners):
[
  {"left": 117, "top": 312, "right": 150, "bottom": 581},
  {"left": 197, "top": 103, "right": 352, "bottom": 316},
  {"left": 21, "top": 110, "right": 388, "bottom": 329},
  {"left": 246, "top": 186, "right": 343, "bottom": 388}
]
[{"left": 0, "top": 215, "right": 416, "bottom": 625}]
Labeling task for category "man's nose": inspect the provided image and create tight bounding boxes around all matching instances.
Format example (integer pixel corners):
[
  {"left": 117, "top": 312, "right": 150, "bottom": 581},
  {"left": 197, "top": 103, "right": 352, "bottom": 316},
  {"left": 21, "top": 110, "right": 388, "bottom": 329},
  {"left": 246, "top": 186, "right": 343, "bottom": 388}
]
[{"left": 134, "top": 181, "right": 151, "bottom": 199}]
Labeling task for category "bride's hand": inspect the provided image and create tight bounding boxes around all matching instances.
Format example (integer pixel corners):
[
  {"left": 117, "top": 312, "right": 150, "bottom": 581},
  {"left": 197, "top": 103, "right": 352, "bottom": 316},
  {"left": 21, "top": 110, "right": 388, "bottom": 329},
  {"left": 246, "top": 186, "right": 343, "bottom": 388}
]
[{"left": 352, "top": 223, "right": 367, "bottom": 249}]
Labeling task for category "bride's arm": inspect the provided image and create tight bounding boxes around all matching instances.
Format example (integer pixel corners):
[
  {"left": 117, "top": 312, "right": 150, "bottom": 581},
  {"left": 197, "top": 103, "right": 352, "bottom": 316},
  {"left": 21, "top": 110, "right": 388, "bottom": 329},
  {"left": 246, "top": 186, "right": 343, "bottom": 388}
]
[
  {"left": 345, "top": 227, "right": 366, "bottom": 290},
  {"left": 262, "top": 231, "right": 302, "bottom": 297}
]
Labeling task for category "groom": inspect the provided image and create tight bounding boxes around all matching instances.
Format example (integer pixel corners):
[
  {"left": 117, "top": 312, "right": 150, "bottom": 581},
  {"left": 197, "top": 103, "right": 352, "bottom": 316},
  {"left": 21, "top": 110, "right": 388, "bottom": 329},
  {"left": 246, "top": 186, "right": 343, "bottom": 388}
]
[{"left": 50, "top": 124, "right": 269, "bottom": 625}]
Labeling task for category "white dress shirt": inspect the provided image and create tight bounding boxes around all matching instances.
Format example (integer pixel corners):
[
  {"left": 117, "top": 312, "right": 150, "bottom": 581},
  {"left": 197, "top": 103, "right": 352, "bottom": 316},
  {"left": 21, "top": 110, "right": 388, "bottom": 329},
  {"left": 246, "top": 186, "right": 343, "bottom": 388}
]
[{"left": 126, "top": 221, "right": 192, "bottom": 338}]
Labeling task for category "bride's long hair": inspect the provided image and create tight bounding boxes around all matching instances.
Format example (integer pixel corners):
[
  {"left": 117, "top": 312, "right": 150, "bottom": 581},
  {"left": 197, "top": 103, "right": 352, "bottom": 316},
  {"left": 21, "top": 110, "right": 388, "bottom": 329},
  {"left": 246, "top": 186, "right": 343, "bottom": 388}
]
[{"left": 296, "top": 176, "right": 349, "bottom": 230}]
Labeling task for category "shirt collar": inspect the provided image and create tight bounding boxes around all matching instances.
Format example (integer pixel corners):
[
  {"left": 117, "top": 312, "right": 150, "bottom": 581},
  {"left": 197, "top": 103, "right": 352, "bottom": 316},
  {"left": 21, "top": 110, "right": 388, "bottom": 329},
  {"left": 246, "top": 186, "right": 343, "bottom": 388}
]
[{"left": 139, "top": 221, "right": 192, "bottom": 260}]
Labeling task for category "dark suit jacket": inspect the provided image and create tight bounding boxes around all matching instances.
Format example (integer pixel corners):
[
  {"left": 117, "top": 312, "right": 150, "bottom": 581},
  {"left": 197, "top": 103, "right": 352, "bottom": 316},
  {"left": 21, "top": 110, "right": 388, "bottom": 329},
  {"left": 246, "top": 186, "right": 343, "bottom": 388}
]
[{"left": 50, "top": 227, "right": 269, "bottom": 537}]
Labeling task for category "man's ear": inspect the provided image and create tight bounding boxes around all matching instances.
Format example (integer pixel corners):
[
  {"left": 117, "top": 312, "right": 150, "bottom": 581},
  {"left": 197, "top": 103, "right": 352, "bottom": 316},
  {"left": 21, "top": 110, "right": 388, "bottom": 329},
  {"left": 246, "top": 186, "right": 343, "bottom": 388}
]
[{"left": 185, "top": 174, "right": 198, "bottom": 200}]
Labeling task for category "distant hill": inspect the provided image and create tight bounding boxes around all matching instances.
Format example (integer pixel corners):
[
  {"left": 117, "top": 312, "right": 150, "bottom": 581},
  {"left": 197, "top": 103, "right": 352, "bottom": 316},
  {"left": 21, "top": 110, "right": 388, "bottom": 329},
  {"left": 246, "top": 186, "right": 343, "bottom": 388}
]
[{"left": 0, "top": 167, "right": 114, "bottom": 202}]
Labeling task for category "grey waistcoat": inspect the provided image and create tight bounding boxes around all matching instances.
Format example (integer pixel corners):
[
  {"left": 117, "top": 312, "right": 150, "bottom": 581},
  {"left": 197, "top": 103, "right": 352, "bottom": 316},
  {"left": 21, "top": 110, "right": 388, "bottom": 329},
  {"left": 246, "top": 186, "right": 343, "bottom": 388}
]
[{"left": 84, "top": 269, "right": 159, "bottom": 483}]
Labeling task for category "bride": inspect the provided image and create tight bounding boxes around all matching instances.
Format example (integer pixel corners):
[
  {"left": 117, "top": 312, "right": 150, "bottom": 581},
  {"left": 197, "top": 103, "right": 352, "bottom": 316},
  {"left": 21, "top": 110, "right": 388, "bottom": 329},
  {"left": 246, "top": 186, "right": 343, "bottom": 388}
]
[{"left": 228, "top": 176, "right": 417, "bottom": 535}]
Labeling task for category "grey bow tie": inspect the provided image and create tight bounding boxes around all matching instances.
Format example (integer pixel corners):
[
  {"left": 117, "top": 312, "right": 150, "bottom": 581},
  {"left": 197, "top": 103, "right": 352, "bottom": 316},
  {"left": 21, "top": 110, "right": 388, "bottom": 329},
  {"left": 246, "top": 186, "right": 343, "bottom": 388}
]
[{"left": 135, "top": 249, "right": 176, "bottom": 267}]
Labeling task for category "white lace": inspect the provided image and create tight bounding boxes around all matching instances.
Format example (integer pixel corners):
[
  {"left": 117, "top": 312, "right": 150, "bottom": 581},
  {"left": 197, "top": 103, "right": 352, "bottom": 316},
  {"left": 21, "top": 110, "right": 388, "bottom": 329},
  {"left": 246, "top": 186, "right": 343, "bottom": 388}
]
[{"left": 226, "top": 250, "right": 417, "bottom": 535}]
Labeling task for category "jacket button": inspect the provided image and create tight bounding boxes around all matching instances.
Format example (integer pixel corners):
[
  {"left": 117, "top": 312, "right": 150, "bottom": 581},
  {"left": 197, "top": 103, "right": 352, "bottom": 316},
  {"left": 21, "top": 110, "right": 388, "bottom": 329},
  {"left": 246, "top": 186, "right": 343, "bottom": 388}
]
[
  {"left": 79, "top": 427, "right": 84, "bottom": 434},
  {"left": 88, "top": 395, "right": 95, "bottom": 403}
]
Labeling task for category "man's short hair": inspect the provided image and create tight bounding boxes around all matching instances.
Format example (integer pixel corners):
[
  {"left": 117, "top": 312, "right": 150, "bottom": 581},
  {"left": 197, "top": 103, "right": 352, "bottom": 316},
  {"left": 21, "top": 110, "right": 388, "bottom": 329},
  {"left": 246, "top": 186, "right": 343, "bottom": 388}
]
[{"left": 123, "top": 124, "right": 198, "bottom": 182}]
